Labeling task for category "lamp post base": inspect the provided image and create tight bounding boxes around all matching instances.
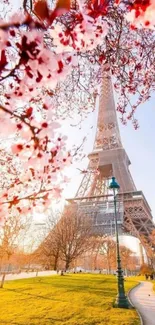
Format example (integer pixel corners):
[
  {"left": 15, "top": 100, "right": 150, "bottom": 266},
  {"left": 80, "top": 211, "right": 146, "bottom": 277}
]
[{"left": 114, "top": 295, "right": 133, "bottom": 309}]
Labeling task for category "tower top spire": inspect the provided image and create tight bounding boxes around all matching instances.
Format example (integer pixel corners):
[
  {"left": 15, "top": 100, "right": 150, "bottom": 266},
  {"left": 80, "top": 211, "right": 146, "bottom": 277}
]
[{"left": 94, "top": 65, "right": 122, "bottom": 151}]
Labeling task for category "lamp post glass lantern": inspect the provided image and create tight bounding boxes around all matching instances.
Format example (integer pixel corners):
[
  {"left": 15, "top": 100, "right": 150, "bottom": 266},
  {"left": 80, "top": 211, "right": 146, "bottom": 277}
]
[{"left": 109, "top": 177, "right": 131, "bottom": 309}]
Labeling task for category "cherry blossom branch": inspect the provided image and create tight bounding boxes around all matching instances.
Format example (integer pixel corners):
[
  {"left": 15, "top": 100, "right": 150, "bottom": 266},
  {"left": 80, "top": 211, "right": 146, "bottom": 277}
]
[
  {"left": 0, "top": 0, "right": 154, "bottom": 224},
  {"left": 2, "top": 187, "right": 55, "bottom": 206},
  {"left": 0, "top": 105, "right": 36, "bottom": 137}
]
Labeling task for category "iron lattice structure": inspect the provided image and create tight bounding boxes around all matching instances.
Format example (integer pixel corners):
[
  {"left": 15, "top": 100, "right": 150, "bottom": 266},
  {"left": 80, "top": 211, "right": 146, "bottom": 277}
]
[{"left": 67, "top": 66, "right": 155, "bottom": 253}]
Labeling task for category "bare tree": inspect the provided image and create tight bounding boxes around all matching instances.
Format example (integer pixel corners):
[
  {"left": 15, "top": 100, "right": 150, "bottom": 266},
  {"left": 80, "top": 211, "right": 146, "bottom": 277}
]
[
  {"left": 35, "top": 211, "right": 61, "bottom": 270},
  {"left": 0, "top": 216, "right": 28, "bottom": 265},
  {"left": 39, "top": 206, "right": 93, "bottom": 271},
  {"left": 84, "top": 236, "right": 108, "bottom": 270},
  {"left": 38, "top": 231, "right": 61, "bottom": 271},
  {"left": 90, "top": 236, "right": 135, "bottom": 274},
  {"left": 0, "top": 215, "right": 31, "bottom": 288},
  {"left": 140, "top": 263, "right": 153, "bottom": 276},
  {"left": 139, "top": 232, "right": 155, "bottom": 268},
  {"left": 120, "top": 245, "right": 135, "bottom": 275},
  {"left": 99, "top": 237, "right": 116, "bottom": 274}
]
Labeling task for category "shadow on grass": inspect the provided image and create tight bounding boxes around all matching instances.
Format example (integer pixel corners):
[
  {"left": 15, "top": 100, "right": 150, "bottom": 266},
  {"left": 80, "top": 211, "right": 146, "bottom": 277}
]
[
  {"left": 4, "top": 283, "right": 116, "bottom": 301},
  {"left": 2, "top": 275, "right": 117, "bottom": 304},
  {"left": 3, "top": 287, "right": 54, "bottom": 301}
]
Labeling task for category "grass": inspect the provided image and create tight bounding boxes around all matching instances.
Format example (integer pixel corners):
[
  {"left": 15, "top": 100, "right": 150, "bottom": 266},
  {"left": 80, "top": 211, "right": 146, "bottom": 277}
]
[
  {"left": 0, "top": 274, "right": 140, "bottom": 325},
  {"left": 151, "top": 280, "right": 155, "bottom": 291}
]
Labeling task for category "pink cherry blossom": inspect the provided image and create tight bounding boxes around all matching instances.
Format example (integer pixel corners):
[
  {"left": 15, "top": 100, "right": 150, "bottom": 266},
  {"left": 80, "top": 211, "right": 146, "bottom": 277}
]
[
  {"left": 11, "top": 143, "right": 24, "bottom": 155},
  {"left": 127, "top": 1, "right": 155, "bottom": 29},
  {"left": 0, "top": 0, "right": 154, "bottom": 225}
]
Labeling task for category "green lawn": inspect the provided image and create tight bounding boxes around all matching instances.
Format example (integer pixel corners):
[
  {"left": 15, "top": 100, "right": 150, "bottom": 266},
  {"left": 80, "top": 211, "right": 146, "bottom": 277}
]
[{"left": 0, "top": 274, "right": 140, "bottom": 325}]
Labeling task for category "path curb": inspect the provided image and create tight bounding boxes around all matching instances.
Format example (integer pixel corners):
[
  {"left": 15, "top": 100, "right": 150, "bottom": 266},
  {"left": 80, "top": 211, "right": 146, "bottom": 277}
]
[{"left": 128, "top": 282, "right": 144, "bottom": 325}]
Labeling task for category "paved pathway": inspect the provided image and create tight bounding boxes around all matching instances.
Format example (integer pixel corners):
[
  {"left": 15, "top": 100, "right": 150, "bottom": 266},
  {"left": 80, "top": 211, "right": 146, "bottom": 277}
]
[
  {"left": 129, "top": 281, "right": 155, "bottom": 325},
  {"left": 0, "top": 270, "right": 57, "bottom": 281}
]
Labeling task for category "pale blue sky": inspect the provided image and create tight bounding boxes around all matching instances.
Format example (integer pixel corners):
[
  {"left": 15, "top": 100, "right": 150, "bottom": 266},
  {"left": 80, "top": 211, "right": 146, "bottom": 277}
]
[{"left": 118, "top": 97, "right": 155, "bottom": 219}]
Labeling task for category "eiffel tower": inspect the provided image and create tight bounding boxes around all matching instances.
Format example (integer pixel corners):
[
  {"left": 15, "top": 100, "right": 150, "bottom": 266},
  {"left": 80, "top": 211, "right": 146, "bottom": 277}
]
[{"left": 67, "top": 65, "right": 155, "bottom": 251}]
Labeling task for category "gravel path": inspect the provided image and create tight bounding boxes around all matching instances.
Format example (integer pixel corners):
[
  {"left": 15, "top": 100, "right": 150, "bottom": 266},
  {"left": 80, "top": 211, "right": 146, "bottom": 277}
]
[
  {"left": 129, "top": 281, "right": 155, "bottom": 325},
  {"left": 0, "top": 270, "right": 57, "bottom": 281}
]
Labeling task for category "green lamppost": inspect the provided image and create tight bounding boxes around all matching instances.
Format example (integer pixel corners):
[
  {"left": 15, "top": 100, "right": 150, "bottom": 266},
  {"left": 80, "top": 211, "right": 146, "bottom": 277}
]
[{"left": 109, "top": 177, "right": 131, "bottom": 308}]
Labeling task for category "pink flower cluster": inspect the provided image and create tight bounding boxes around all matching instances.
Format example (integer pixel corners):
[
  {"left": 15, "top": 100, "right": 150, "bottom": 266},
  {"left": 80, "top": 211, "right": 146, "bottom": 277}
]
[
  {"left": 0, "top": 0, "right": 108, "bottom": 222},
  {"left": 126, "top": 0, "right": 155, "bottom": 28},
  {"left": 0, "top": 0, "right": 154, "bottom": 223}
]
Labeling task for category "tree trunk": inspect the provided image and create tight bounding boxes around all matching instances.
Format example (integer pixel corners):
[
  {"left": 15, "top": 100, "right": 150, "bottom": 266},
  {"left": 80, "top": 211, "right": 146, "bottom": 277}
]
[
  {"left": 53, "top": 254, "right": 59, "bottom": 271},
  {"left": 65, "top": 259, "right": 70, "bottom": 271},
  {"left": 53, "top": 263, "right": 57, "bottom": 271},
  {"left": 107, "top": 257, "right": 111, "bottom": 274},
  {"left": 0, "top": 273, "right": 6, "bottom": 288}
]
